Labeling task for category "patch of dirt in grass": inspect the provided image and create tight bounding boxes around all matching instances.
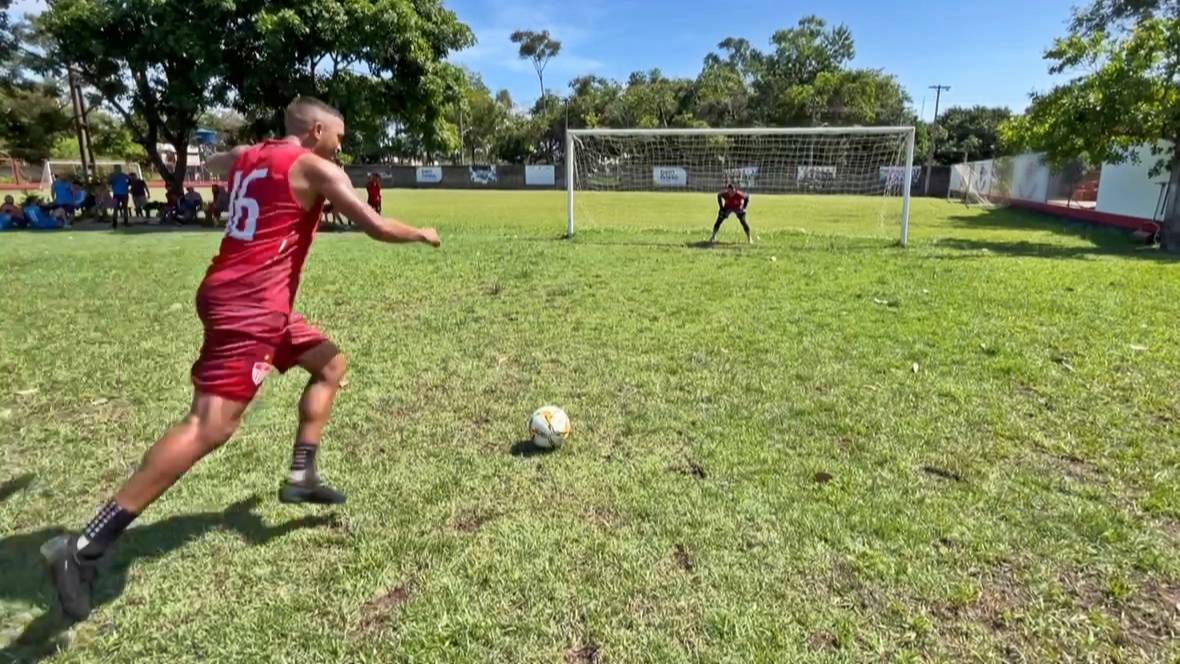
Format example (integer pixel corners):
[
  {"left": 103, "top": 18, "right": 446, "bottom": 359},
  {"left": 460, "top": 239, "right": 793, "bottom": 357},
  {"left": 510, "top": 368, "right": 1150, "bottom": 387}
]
[
  {"left": 1052, "top": 454, "right": 1102, "bottom": 482},
  {"left": 921, "top": 465, "right": 963, "bottom": 482},
  {"left": 807, "top": 630, "right": 839, "bottom": 652},
  {"left": 936, "top": 563, "right": 1179, "bottom": 659},
  {"left": 471, "top": 414, "right": 492, "bottom": 432},
  {"left": 565, "top": 645, "right": 600, "bottom": 663},
  {"left": 358, "top": 584, "right": 411, "bottom": 636},
  {"left": 673, "top": 544, "right": 694, "bottom": 572},
  {"left": 670, "top": 459, "right": 707, "bottom": 480},
  {"left": 451, "top": 508, "right": 497, "bottom": 533},
  {"left": 583, "top": 506, "right": 621, "bottom": 529},
  {"left": 825, "top": 559, "right": 886, "bottom": 613},
  {"left": 1161, "top": 519, "right": 1180, "bottom": 541},
  {"left": 1059, "top": 571, "right": 1178, "bottom": 652}
]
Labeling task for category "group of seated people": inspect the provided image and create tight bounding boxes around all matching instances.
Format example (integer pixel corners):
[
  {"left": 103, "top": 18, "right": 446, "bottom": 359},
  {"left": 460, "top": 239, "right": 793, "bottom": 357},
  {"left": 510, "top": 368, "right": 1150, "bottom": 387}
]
[{"left": 0, "top": 173, "right": 233, "bottom": 231}]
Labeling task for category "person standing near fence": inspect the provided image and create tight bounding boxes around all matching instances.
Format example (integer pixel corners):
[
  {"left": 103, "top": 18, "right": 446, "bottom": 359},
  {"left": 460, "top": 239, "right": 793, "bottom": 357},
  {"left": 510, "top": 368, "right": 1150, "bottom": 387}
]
[
  {"left": 110, "top": 166, "right": 131, "bottom": 228},
  {"left": 366, "top": 172, "right": 382, "bottom": 213}
]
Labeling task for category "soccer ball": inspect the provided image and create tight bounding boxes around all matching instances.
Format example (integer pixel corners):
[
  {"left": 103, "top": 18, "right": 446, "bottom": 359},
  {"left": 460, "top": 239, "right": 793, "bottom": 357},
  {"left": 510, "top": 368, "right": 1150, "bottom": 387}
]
[{"left": 528, "top": 406, "right": 571, "bottom": 449}]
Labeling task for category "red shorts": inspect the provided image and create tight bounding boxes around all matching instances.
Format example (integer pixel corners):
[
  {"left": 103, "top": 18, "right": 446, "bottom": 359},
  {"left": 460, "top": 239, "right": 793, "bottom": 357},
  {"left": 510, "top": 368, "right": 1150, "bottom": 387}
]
[{"left": 191, "top": 300, "right": 328, "bottom": 403}]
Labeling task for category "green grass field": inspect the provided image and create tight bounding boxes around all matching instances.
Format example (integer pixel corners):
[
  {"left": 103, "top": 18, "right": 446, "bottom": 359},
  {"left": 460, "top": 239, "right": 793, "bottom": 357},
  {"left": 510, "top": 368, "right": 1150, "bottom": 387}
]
[{"left": 1, "top": 190, "right": 1178, "bottom": 663}]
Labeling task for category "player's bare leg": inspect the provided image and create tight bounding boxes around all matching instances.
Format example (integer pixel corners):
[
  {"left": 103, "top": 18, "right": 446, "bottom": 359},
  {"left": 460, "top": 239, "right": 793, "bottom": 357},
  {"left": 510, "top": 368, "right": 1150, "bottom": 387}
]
[
  {"left": 279, "top": 342, "right": 348, "bottom": 505},
  {"left": 709, "top": 210, "right": 727, "bottom": 243},
  {"left": 737, "top": 211, "right": 752, "bottom": 244},
  {"left": 43, "top": 392, "right": 248, "bottom": 621}
]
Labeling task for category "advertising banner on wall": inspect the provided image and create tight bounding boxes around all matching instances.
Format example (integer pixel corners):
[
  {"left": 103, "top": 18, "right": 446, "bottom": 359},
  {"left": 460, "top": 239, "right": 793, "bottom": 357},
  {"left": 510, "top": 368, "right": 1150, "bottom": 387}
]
[
  {"left": 416, "top": 166, "right": 443, "bottom": 184},
  {"left": 470, "top": 165, "right": 497, "bottom": 185},
  {"left": 879, "top": 166, "right": 921, "bottom": 187},
  {"left": 525, "top": 165, "right": 556, "bottom": 186},
  {"left": 723, "top": 166, "right": 759, "bottom": 188},
  {"left": 796, "top": 165, "right": 837, "bottom": 182},
  {"left": 653, "top": 166, "right": 688, "bottom": 187}
]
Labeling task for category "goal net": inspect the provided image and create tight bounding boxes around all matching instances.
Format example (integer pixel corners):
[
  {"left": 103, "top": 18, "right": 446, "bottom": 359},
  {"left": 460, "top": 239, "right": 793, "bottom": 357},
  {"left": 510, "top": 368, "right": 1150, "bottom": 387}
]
[
  {"left": 948, "top": 160, "right": 998, "bottom": 208},
  {"left": 566, "top": 127, "right": 916, "bottom": 245},
  {"left": 40, "top": 160, "right": 144, "bottom": 191}
]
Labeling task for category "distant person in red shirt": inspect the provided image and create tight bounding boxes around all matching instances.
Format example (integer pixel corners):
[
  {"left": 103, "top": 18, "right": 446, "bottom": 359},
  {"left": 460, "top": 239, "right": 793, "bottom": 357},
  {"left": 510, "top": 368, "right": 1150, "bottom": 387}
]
[
  {"left": 366, "top": 172, "right": 382, "bottom": 213},
  {"left": 710, "top": 183, "right": 751, "bottom": 244},
  {"left": 42, "top": 96, "right": 441, "bottom": 622}
]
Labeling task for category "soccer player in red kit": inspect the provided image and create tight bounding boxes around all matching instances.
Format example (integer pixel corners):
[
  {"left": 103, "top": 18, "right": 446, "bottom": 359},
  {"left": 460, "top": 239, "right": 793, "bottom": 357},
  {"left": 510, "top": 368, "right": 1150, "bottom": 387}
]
[
  {"left": 42, "top": 97, "right": 441, "bottom": 622},
  {"left": 710, "top": 182, "right": 752, "bottom": 244},
  {"left": 366, "top": 172, "right": 382, "bottom": 213}
]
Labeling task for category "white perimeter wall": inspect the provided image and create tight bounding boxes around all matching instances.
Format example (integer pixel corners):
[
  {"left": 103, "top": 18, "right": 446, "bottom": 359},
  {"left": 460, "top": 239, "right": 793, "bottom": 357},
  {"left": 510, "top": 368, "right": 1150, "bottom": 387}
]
[
  {"left": 951, "top": 142, "right": 1173, "bottom": 222},
  {"left": 1095, "top": 142, "right": 1173, "bottom": 220}
]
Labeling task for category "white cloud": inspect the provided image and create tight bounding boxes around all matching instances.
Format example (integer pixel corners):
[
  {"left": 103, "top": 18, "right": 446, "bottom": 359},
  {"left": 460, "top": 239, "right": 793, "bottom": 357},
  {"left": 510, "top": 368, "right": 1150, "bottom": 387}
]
[{"left": 8, "top": 0, "right": 46, "bottom": 18}]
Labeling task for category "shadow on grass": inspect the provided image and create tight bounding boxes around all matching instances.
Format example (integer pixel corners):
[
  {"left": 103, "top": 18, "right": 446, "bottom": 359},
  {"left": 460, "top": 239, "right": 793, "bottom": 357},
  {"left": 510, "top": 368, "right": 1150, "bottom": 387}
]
[
  {"left": 933, "top": 238, "right": 1170, "bottom": 261},
  {"left": 0, "top": 496, "right": 336, "bottom": 663},
  {"left": 940, "top": 207, "right": 1169, "bottom": 261},
  {"left": 0, "top": 474, "right": 35, "bottom": 503},
  {"left": 510, "top": 440, "right": 557, "bottom": 458}
]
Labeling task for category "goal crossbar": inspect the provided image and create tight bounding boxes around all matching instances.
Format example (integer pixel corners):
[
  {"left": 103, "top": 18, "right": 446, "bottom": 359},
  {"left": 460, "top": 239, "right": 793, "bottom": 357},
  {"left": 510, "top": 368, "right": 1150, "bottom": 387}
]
[
  {"left": 566, "top": 126, "right": 917, "bottom": 246},
  {"left": 568, "top": 126, "right": 916, "bottom": 137}
]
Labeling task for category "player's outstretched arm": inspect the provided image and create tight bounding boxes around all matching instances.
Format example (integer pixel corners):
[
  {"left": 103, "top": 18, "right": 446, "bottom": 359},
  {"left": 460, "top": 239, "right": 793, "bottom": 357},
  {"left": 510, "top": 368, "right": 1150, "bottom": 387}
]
[
  {"left": 308, "top": 158, "right": 440, "bottom": 247},
  {"left": 204, "top": 146, "right": 250, "bottom": 177}
]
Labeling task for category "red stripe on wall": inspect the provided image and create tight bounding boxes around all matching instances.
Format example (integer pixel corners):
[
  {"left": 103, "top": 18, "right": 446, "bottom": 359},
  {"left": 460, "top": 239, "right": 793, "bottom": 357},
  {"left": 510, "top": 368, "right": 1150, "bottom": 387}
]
[{"left": 993, "top": 196, "right": 1160, "bottom": 234}]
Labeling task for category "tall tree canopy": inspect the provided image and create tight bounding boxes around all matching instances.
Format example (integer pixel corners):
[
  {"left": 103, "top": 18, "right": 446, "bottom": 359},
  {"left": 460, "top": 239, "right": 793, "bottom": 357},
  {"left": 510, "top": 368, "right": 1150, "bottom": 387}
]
[
  {"left": 1002, "top": 0, "right": 1179, "bottom": 248},
  {"left": 38, "top": 0, "right": 473, "bottom": 192}
]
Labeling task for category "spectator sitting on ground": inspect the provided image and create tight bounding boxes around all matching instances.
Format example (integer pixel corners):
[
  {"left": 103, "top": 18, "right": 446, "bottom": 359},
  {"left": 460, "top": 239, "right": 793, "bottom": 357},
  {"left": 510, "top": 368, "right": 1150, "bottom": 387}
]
[
  {"left": 205, "top": 184, "right": 230, "bottom": 225},
  {"left": 0, "top": 195, "right": 26, "bottom": 229},
  {"left": 178, "top": 186, "right": 203, "bottom": 223}
]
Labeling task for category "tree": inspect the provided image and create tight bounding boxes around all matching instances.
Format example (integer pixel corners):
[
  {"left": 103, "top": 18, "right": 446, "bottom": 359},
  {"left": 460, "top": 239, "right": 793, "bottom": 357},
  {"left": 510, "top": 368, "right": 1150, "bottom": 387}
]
[
  {"left": 446, "top": 71, "right": 510, "bottom": 163},
  {"left": 935, "top": 106, "right": 1012, "bottom": 163},
  {"left": 198, "top": 109, "right": 251, "bottom": 147},
  {"left": 0, "top": 82, "right": 72, "bottom": 162},
  {"left": 1001, "top": 2, "right": 1180, "bottom": 249},
  {"left": 493, "top": 114, "right": 538, "bottom": 164},
  {"left": 694, "top": 62, "right": 751, "bottom": 127},
  {"left": 776, "top": 68, "right": 911, "bottom": 126},
  {"left": 700, "top": 18, "right": 905, "bottom": 128},
  {"left": 38, "top": 0, "right": 235, "bottom": 194},
  {"left": 0, "top": 15, "right": 74, "bottom": 163},
  {"left": 38, "top": 0, "right": 474, "bottom": 193},
  {"left": 510, "top": 29, "right": 561, "bottom": 100},
  {"left": 617, "top": 69, "right": 698, "bottom": 129},
  {"left": 222, "top": 0, "right": 473, "bottom": 162}
]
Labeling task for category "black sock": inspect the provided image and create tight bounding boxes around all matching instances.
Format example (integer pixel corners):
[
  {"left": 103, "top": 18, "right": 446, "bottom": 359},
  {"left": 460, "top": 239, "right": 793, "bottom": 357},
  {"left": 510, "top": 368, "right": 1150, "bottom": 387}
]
[
  {"left": 289, "top": 441, "right": 319, "bottom": 484},
  {"left": 76, "top": 500, "right": 137, "bottom": 562}
]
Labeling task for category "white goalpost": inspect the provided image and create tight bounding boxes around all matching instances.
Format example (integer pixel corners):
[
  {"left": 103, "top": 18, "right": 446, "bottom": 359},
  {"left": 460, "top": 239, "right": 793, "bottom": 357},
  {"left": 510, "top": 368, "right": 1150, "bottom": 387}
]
[
  {"left": 566, "top": 126, "right": 917, "bottom": 246},
  {"left": 39, "top": 160, "right": 144, "bottom": 191}
]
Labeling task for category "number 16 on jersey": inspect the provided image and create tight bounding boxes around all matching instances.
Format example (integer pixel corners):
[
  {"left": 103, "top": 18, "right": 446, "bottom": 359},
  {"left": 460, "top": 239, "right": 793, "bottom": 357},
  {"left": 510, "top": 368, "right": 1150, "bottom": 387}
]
[{"left": 226, "top": 168, "right": 268, "bottom": 241}]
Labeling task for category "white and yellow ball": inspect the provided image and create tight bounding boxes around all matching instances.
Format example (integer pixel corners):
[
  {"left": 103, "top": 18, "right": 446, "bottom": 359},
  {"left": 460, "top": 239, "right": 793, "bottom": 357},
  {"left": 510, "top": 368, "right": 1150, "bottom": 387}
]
[{"left": 528, "top": 405, "right": 571, "bottom": 449}]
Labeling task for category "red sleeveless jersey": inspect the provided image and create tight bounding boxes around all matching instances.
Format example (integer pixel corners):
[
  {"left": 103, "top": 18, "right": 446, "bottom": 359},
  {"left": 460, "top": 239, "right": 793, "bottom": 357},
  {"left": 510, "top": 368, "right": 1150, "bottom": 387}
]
[
  {"left": 721, "top": 189, "right": 747, "bottom": 210},
  {"left": 198, "top": 140, "right": 324, "bottom": 313}
]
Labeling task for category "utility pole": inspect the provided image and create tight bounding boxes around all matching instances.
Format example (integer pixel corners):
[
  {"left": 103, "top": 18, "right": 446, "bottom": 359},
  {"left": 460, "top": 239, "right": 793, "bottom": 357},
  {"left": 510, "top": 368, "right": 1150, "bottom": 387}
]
[
  {"left": 923, "top": 84, "right": 950, "bottom": 195},
  {"left": 67, "top": 66, "right": 94, "bottom": 180},
  {"left": 457, "top": 106, "right": 465, "bottom": 165}
]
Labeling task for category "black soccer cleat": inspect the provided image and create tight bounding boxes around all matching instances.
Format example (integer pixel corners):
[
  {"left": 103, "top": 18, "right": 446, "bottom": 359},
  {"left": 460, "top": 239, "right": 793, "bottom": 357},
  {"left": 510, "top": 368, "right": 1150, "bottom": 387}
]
[
  {"left": 41, "top": 534, "right": 98, "bottom": 622},
  {"left": 279, "top": 480, "right": 347, "bottom": 505}
]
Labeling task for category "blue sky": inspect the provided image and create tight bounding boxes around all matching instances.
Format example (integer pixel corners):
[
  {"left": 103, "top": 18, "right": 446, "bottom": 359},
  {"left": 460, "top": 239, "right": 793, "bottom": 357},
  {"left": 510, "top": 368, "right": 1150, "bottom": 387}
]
[
  {"left": 9, "top": 0, "right": 1079, "bottom": 120},
  {"left": 446, "top": 0, "right": 1080, "bottom": 119}
]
